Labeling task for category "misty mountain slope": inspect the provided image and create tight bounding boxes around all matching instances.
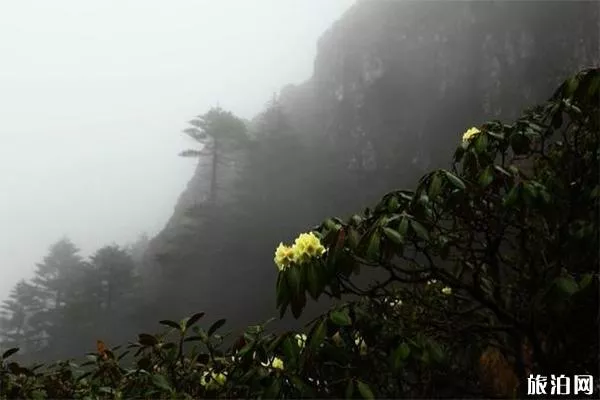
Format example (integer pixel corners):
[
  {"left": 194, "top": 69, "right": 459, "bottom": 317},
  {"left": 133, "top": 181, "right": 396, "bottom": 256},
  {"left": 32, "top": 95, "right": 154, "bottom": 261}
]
[{"left": 139, "top": 1, "right": 598, "bottom": 333}]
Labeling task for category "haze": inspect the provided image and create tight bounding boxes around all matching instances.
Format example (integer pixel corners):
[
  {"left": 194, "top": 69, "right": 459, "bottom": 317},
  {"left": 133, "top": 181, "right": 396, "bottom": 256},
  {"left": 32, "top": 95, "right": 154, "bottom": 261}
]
[{"left": 0, "top": 0, "right": 355, "bottom": 298}]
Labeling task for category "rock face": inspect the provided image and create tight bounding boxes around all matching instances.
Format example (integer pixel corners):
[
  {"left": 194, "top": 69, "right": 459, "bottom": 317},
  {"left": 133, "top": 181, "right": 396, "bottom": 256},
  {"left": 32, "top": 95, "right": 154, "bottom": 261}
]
[
  {"left": 141, "top": 0, "right": 598, "bottom": 329},
  {"left": 280, "top": 1, "right": 599, "bottom": 175}
]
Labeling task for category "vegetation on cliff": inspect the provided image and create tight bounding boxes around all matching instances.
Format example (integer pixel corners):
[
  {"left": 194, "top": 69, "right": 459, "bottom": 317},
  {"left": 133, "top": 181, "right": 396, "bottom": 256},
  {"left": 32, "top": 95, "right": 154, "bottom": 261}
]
[{"left": 1, "top": 68, "right": 597, "bottom": 399}]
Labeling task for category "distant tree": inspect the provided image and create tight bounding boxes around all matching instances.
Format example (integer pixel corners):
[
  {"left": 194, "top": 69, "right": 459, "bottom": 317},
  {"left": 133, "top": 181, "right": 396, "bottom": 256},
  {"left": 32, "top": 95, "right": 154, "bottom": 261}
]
[
  {"left": 179, "top": 107, "right": 248, "bottom": 203},
  {"left": 90, "top": 245, "right": 137, "bottom": 313},
  {"left": 0, "top": 280, "right": 44, "bottom": 354},
  {"left": 31, "top": 238, "right": 85, "bottom": 310},
  {"left": 27, "top": 238, "right": 88, "bottom": 358},
  {"left": 88, "top": 245, "right": 139, "bottom": 343}
]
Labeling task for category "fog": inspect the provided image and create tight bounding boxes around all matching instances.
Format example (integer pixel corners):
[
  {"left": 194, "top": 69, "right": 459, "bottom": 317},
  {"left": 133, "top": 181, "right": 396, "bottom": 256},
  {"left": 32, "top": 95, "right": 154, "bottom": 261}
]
[
  {"left": 0, "top": 0, "right": 354, "bottom": 299},
  {"left": 0, "top": 0, "right": 596, "bottom": 367}
]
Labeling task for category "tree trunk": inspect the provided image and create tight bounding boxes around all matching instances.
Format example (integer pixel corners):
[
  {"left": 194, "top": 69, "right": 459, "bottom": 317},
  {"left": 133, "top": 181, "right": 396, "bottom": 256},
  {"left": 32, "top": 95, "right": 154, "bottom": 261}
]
[{"left": 210, "top": 141, "right": 218, "bottom": 203}]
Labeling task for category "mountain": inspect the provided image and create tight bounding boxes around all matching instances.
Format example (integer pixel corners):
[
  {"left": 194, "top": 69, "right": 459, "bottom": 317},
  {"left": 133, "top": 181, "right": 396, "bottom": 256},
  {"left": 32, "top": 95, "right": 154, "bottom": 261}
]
[{"left": 139, "top": 0, "right": 599, "bottom": 332}]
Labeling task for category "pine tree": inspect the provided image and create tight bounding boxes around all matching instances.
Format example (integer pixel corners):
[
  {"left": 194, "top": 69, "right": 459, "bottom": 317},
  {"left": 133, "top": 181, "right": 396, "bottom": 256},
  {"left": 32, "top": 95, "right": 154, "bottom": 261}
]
[{"left": 179, "top": 107, "right": 248, "bottom": 204}]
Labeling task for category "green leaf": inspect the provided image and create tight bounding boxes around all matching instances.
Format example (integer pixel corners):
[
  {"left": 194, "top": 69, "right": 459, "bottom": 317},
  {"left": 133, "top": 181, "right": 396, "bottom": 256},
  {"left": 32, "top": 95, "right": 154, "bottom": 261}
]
[
  {"left": 345, "top": 379, "right": 355, "bottom": 399},
  {"left": 390, "top": 342, "right": 410, "bottom": 371},
  {"left": 410, "top": 221, "right": 430, "bottom": 241},
  {"left": 555, "top": 276, "right": 579, "bottom": 296},
  {"left": 356, "top": 380, "right": 374, "bottom": 400},
  {"left": 475, "top": 133, "right": 489, "bottom": 153},
  {"left": 185, "top": 312, "right": 205, "bottom": 330},
  {"left": 503, "top": 184, "right": 522, "bottom": 207},
  {"left": 287, "top": 265, "right": 304, "bottom": 298},
  {"left": 443, "top": 170, "right": 466, "bottom": 190},
  {"left": 309, "top": 319, "right": 327, "bottom": 350},
  {"left": 290, "top": 291, "right": 307, "bottom": 319},
  {"left": 365, "top": 231, "right": 381, "bottom": 259},
  {"left": 510, "top": 133, "right": 531, "bottom": 155},
  {"left": 264, "top": 377, "right": 282, "bottom": 398},
  {"left": 159, "top": 320, "right": 181, "bottom": 330},
  {"left": 2, "top": 347, "right": 19, "bottom": 359},
  {"left": 398, "top": 217, "right": 409, "bottom": 236},
  {"left": 565, "top": 75, "right": 579, "bottom": 97},
  {"left": 579, "top": 273, "right": 594, "bottom": 290},
  {"left": 152, "top": 374, "right": 172, "bottom": 392},
  {"left": 382, "top": 227, "right": 404, "bottom": 245},
  {"left": 138, "top": 334, "right": 158, "bottom": 347},
  {"left": 427, "top": 339, "right": 445, "bottom": 364},
  {"left": 330, "top": 309, "right": 352, "bottom": 326},
  {"left": 207, "top": 318, "right": 227, "bottom": 337},
  {"left": 276, "top": 273, "right": 290, "bottom": 308},
  {"left": 478, "top": 166, "right": 494, "bottom": 187},
  {"left": 428, "top": 173, "right": 443, "bottom": 199}
]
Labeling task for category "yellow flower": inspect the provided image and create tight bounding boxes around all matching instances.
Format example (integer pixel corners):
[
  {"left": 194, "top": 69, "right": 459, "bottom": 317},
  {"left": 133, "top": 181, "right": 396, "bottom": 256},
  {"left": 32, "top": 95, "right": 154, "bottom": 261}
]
[
  {"left": 200, "top": 371, "right": 227, "bottom": 390},
  {"left": 354, "top": 333, "right": 368, "bottom": 356},
  {"left": 295, "top": 333, "right": 307, "bottom": 348},
  {"left": 441, "top": 286, "right": 452, "bottom": 295},
  {"left": 462, "top": 127, "right": 481, "bottom": 143},
  {"left": 262, "top": 357, "right": 284, "bottom": 370},
  {"left": 292, "top": 232, "right": 326, "bottom": 263},
  {"left": 274, "top": 243, "right": 295, "bottom": 271},
  {"left": 272, "top": 357, "right": 284, "bottom": 370}
]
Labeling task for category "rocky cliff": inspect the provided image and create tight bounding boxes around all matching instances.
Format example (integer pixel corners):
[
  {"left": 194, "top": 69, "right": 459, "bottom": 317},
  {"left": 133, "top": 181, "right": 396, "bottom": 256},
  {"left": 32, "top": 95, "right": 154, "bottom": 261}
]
[{"left": 140, "top": 0, "right": 599, "bottom": 330}]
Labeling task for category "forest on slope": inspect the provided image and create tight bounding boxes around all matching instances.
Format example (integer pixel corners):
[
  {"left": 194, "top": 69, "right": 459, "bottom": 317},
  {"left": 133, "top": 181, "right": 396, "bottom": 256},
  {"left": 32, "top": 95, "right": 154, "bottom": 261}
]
[{"left": 0, "top": 2, "right": 598, "bottom": 394}]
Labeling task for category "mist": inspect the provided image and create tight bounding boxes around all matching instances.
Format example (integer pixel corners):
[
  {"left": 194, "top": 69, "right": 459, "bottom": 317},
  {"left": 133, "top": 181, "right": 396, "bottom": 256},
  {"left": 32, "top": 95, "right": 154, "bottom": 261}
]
[
  {"left": 0, "top": 0, "right": 597, "bottom": 385},
  {"left": 0, "top": 0, "right": 354, "bottom": 298}
]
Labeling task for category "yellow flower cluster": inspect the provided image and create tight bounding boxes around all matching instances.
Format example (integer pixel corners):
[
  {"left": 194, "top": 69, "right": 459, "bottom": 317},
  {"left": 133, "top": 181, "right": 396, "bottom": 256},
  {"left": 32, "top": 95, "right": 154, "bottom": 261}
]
[
  {"left": 200, "top": 371, "right": 227, "bottom": 390},
  {"left": 462, "top": 127, "right": 481, "bottom": 143},
  {"left": 274, "top": 232, "right": 326, "bottom": 271}
]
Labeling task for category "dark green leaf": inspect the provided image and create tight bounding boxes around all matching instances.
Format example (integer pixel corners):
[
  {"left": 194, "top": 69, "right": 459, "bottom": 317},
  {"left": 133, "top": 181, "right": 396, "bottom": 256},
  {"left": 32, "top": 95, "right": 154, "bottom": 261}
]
[
  {"left": 309, "top": 319, "right": 327, "bottom": 350},
  {"left": 207, "top": 318, "right": 227, "bottom": 337},
  {"left": 410, "top": 221, "right": 430, "bottom": 241},
  {"left": 276, "top": 273, "right": 290, "bottom": 308},
  {"left": 2, "top": 347, "right": 19, "bottom": 359},
  {"left": 478, "top": 166, "right": 494, "bottom": 187},
  {"left": 391, "top": 342, "right": 410, "bottom": 371},
  {"left": 398, "top": 217, "right": 409, "bottom": 236},
  {"left": 428, "top": 173, "right": 443, "bottom": 199},
  {"left": 152, "top": 374, "right": 172, "bottom": 392},
  {"left": 443, "top": 170, "right": 466, "bottom": 190},
  {"left": 138, "top": 334, "right": 158, "bottom": 347},
  {"left": 510, "top": 133, "right": 531, "bottom": 155},
  {"left": 475, "top": 133, "right": 488, "bottom": 153},
  {"left": 365, "top": 231, "right": 381, "bottom": 260},
  {"left": 287, "top": 266, "right": 304, "bottom": 298},
  {"left": 330, "top": 309, "right": 352, "bottom": 326},
  {"left": 382, "top": 227, "right": 404, "bottom": 245},
  {"left": 264, "top": 377, "right": 282, "bottom": 398},
  {"left": 291, "top": 291, "right": 307, "bottom": 319},
  {"left": 185, "top": 312, "right": 205, "bottom": 330},
  {"left": 579, "top": 273, "right": 593, "bottom": 290},
  {"left": 345, "top": 379, "right": 355, "bottom": 399},
  {"left": 356, "top": 380, "right": 374, "bottom": 400},
  {"left": 158, "top": 320, "right": 181, "bottom": 330},
  {"left": 555, "top": 276, "right": 579, "bottom": 296},
  {"left": 503, "top": 184, "right": 522, "bottom": 207}
]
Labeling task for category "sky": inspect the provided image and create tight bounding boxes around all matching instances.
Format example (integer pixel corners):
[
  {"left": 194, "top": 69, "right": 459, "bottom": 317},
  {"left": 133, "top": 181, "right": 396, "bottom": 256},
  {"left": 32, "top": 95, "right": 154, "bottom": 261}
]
[{"left": 0, "top": 0, "right": 355, "bottom": 299}]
